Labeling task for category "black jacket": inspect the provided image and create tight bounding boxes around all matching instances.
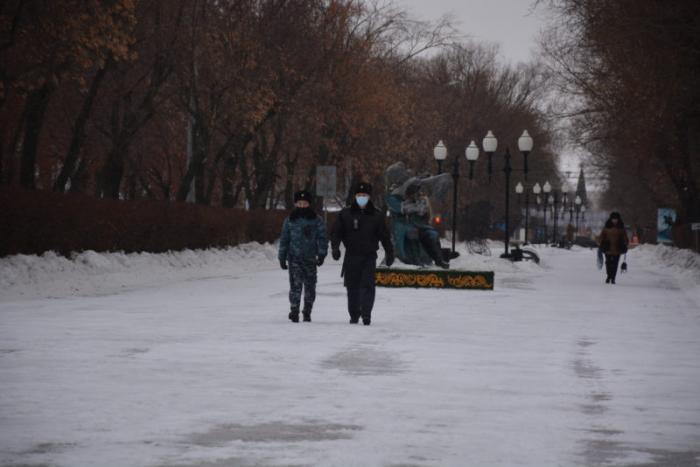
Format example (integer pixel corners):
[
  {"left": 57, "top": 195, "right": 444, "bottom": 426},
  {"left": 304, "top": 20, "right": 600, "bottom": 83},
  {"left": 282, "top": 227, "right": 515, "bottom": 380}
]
[{"left": 331, "top": 200, "right": 393, "bottom": 258}]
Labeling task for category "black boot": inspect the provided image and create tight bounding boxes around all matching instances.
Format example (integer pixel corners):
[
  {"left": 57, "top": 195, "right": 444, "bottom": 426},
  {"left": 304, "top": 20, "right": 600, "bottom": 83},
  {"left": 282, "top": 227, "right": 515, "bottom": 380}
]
[
  {"left": 427, "top": 241, "right": 449, "bottom": 269},
  {"left": 302, "top": 306, "right": 312, "bottom": 322},
  {"left": 434, "top": 258, "right": 450, "bottom": 269},
  {"left": 288, "top": 306, "right": 300, "bottom": 323}
]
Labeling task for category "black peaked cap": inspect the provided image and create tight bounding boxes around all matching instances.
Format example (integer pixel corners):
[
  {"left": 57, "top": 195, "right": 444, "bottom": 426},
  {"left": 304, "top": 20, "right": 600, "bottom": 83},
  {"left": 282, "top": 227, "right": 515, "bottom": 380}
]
[
  {"left": 294, "top": 190, "right": 312, "bottom": 202},
  {"left": 354, "top": 182, "right": 372, "bottom": 195}
]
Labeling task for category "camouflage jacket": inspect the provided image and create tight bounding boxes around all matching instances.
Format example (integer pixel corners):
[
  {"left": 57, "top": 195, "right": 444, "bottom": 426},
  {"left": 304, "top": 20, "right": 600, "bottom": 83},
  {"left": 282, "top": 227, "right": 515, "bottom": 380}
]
[{"left": 278, "top": 210, "right": 328, "bottom": 262}]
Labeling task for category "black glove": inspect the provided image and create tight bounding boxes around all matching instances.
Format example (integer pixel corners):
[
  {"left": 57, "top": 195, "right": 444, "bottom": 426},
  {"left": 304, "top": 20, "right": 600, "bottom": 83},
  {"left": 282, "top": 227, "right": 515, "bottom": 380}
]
[
  {"left": 385, "top": 251, "right": 394, "bottom": 267},
  {"left": 332, "top": 249, "right": 341, "bottom": 261},
  {"left": 280, "top": 259, "right": 288, "bottom": 270},
  {"left": 317, "top": 256, "right": 325, "bottom": 266}
]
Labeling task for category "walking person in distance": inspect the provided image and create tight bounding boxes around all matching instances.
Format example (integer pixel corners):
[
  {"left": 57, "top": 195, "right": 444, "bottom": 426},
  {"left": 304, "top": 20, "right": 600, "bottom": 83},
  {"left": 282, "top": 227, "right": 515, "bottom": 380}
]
[
  {"left": 598, "top": 211, "right": 629, "bottom": 284},
  {"left": 331, "top": 182, "right": 394, "bottom": 325},
  {"left": 278, "top": 190, "right": 328, "bottom": 322}
]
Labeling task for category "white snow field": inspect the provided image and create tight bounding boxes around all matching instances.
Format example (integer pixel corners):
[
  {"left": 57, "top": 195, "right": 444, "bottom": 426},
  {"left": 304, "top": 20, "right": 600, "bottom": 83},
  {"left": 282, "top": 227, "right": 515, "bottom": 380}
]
[{"left": 1, "top": 242, "right": 699, "bottom": 467}]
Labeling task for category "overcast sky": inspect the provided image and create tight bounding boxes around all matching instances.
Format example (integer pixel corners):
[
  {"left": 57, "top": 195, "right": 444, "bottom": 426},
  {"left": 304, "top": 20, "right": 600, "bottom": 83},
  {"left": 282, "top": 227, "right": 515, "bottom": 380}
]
[
  {"left": 396, "top": 0, "right": 548, "bottom": 64},
  {"left": 395, "top": 0, "right": 588, "bottom": 179}
]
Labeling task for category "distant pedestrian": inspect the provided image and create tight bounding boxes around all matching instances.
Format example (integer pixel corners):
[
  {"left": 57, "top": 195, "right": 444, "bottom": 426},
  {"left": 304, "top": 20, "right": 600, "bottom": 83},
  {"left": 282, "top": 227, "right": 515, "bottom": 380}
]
[
  {"left": 278, "top": 190, "right": 328, "bottom": 322},
  {"left": 598, "top": 211, "right": 629, "bottom": 284},
  {"left": 566, "top": 223, "right": 575, "bottom": 243},
  {"left": 331, "top": 182, "right": 394, "bottom": 325}
]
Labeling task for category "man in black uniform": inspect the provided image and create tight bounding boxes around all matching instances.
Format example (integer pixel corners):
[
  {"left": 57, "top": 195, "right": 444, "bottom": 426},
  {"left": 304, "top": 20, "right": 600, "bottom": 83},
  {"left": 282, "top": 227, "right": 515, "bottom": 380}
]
[{"left": 331, "top": 182, "right": 394, "bottom": 325}]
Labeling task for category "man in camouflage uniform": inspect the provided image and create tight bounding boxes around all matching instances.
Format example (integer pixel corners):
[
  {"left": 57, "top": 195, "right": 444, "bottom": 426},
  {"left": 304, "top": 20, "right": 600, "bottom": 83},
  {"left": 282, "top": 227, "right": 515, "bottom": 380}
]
[{"left": 278, "top": 190, "right": 328, "bottom": 322}]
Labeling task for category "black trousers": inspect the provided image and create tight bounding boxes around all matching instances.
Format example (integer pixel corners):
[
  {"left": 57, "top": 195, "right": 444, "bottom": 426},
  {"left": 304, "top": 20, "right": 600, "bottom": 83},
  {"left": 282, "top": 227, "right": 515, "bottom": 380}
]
[
  {"left": 605, "top": 254, "right": 621, "bottom": 280},
  {"left": 342, "top": 254, "right": 377, "bottom": 320},
  {"left": 346, "top": 287, "right": 376, "bottom": 320}
]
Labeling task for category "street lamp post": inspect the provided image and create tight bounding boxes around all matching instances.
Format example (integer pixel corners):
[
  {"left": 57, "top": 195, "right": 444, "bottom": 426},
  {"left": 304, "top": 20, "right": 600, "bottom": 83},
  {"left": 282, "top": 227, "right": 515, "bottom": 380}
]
[
  {"left": 515, "top": 182, "right": 524, "bottom": 242},
  {"left": 493, "top": 129, "right": 533, "bottom": 258},
  {"left": 433, "top": 140, "right": 447, "bottom": 174},
  {"left": 569, "top": 197, "right": 575, "bottom": 224},
  {"left": 580, "top": 205, "right": 586, "bottom": 229},
  {"left": 561, "top": 191, "right": 569, "bottom": 222},
  {"left": 450, "top": 141, "right": 480, "bottom": 256},
  {"left": 446, "top": 140, "right": 480, "bottom": 256},
  {"left": 518, "top": 130, "right": 533, "bottom": 180},
  {"left": 532, "top": 182, "right": 541, "bottom": 243},
  {"left": 482, "top": 131, "right": 497, "bottom": 183},
  {"left": 501, "top": 147, "right": 513, "bottom": 258},
  {"left": 536, "top": 195, "right": 547, "bottom": 243},
  {"left": 575, "top": 195, "right": 582, "bottom": 233},
  {"left": 543, "top": 181, "right": 551, "bottom": 243},
  {"left": 516, "top": 131, "right": 533, "bottom": 245},
  {"left": 552, "top": 190, "right": 559, "bottom": 243},
  {"left": 466, "top": 140, "right": 479, "bottom": 179},
  {"left": 450, "top": 150, "right": 460, "bottom": 255},
  {"left": 516, "top": 182, "right": 532, "bottom": 245}
]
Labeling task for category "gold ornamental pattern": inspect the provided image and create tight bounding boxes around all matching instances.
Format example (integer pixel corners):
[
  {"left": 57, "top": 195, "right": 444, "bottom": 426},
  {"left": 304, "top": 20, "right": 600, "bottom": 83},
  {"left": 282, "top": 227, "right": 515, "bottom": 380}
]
[
  {"left": 375, "top": 269, "right": 493, "bottom": 290},
  {"left": 447, "top": 274, "right": 491, "bottom": 289}
]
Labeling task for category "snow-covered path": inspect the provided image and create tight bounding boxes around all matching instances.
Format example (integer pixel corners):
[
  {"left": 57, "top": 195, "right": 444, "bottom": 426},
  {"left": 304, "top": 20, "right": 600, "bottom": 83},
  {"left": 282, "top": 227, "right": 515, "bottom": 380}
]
[{"left": 1, "top": 245, "right": 699, "bottom": 467}]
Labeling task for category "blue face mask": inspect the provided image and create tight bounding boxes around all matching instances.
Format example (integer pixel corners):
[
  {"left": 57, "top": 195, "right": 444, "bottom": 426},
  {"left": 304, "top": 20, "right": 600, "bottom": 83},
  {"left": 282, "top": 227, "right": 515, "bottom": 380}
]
[{"left": 355, "top": 195, "right": 370, "bottom": 207}]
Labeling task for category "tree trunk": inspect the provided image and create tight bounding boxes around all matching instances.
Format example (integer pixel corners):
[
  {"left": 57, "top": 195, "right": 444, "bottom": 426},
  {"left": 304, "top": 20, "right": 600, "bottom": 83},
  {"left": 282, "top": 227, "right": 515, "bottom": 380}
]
[
  {"left": 239, "top": 154, "right": 253, "bottom": 209},
  {"left": 0, "top": 133, "right": 3, "bottom": 184},
  {"left": 176, "top": 114, "right": 209, "bottom": 202},
  {"left": 222, "top": 155, "right": 237, "bottom": 208},
  {"left": 99, "top": 144, "right": 127, "bottom": 199},
  {"left": 204, "top": 136, "right": 237, "bottom": 205},
  {"left": 68, "top": 158, "right": 88, "bottom": 193},
  {"left": 54, "top": 65, "right": 109, "bottom": 192},
  {"left": 283, "top": 151, "right": 296, "bottom": 210},
  {"left": 3, "top": 103, "right": 27, "bottom": 185},
  {"left": 193, "top": 154, "right": 206, "bottom": 204},
  {"left": 677, "top": 126, "right": 700, "bottom": 221},
  {"left": 19, "top": 84, "right": 53, "bottom": 189}
]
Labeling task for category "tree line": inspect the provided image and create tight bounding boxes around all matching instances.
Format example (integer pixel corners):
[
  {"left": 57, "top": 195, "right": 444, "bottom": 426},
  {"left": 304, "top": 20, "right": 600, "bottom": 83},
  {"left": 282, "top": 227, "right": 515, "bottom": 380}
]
[
  {"left": 540, "top": 0, "right": 700, "bottom": 227},
  {"left": 1, "top": 0, "right": 557, "bottom": 219}
]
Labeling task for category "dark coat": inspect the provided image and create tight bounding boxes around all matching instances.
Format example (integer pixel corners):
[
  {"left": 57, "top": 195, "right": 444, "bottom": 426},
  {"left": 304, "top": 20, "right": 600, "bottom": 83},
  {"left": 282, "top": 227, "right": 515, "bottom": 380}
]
[
  {"left": 278, "top": 208, "right": 328, "bottom": 262},
  {"left": 331, "top": 200, "right": 393, "bottom": 287}
]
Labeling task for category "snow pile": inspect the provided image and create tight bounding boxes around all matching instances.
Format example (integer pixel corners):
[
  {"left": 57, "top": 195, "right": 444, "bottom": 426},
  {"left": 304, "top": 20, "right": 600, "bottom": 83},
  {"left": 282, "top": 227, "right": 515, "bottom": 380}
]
[
  {"left": 630, "top": 244, "right": 700, "bottom": 301},
  {"left": 0, "top": 243, "right": 278, "bottom": 302},
  {"left": 3, "top": 240, "right": 696, "bottom": 304},
  {"left": 0, "top": 239, "right": 542, "bottom": 302},
  {"left": 450, "top": 240, "right": 544, "bottom": 276},
  {"left": 389, "top": 239, "right": 543, "bottom": 276}
]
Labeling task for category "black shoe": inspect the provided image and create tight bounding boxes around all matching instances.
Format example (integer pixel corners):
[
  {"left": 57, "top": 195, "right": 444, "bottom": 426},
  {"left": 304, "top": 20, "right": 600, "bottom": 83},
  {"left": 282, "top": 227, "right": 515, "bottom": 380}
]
[
  {"left": 427, "top": 242, "right": 449, "bottom": 269},
  {"left": 605, "top": 277, "right": 610, "bottom": 283},
  {"left": 611, "top": 279, "right": 616, "bottom": 284},
  {"left": 349, "top": 318, "right": 359, "bottom": 324},
  {"left": 288, "top": 307, "right": 300, "bottom": 323},
  {"left": 302, "top": 306, "right": 312, "bottom": 322},
  {"left": 362, "top": 317, "right": 371, "bottom": 326},
  {"left": 435, "top": 259, "right": 450, "bottom": 269}
]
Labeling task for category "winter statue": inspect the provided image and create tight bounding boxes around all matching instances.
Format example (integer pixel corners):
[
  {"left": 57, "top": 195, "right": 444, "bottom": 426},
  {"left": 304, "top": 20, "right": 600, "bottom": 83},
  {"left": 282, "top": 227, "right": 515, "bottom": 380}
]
[
  {"left": 376, "top": 161, "right": 494, "bottom": 290},
  {"left": 384, "top": 162, "right": 451, "bottom": 268}
]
